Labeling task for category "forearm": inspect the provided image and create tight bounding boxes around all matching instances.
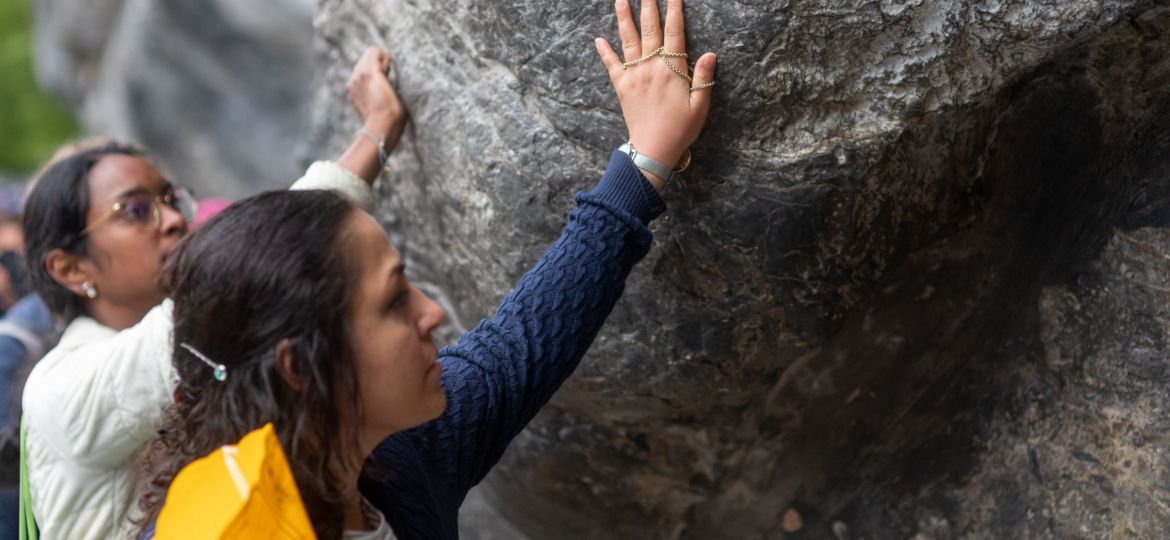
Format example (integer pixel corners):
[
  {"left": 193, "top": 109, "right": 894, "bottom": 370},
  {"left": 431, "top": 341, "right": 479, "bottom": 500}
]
[
  {"left": 336, "top": 115, "right": 403, "bottom": 185},
  {"left": 423, "top": 150, "right": 666, "bottom": 490},
  {"left": 449, "top": 197, "right": 653, "bottom": 423}
]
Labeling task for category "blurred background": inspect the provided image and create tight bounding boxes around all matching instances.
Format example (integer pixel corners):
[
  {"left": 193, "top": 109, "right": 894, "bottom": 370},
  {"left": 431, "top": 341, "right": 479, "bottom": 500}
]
[
  {"left": 0, "top": 0, "right": 317, "bottom": 199},
  {"left": 0, "top": 0, "right": 76, "bottom": 176}
]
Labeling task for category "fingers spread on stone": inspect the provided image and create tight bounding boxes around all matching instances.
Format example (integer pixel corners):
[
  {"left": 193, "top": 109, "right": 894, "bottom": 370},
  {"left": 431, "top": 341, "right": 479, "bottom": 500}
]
[
  {"left": 640, "top": 0, "right": 662, "bottom": 51},
  {"left": 664, "top": 0, "right": 685, "bottom": 53},
  {"left": 615, "top": 0, "right": 641, "bottom": 62}
]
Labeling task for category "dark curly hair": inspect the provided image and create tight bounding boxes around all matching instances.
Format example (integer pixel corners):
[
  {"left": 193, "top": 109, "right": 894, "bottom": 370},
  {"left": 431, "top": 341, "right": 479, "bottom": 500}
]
[
  {"left": 22, "top": 142, "right": 146, "bottom": 322},
  {"left": 136, "top": 189, "right": 365, "bottom": 539}
]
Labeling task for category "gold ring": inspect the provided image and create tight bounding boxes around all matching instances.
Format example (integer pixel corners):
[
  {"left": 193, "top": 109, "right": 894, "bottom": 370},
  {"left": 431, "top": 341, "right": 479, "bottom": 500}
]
[{"left": 690, "top": 81, "right": 716, "bottom": 92}]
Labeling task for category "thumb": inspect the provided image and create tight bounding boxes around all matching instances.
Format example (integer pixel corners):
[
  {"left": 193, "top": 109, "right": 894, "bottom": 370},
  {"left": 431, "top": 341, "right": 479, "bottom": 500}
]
[
  {"left": 594, "top": 38, "right": 624, "bottom": 84},
  {"left": 690, "top": 53, "right": 717, "bottom": 112}
]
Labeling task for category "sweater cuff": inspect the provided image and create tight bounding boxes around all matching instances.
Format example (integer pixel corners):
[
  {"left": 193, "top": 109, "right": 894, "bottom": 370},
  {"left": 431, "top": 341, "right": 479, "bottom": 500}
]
[{"left": 585, "top": 150, "right": 668, "bottom": 225}]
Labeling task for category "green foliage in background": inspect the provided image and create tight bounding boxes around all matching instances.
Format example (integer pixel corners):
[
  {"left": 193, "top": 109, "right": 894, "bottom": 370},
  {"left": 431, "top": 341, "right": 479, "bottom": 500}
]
[{"left": 0, "top": 0, "right": 78, "bottom": 172}]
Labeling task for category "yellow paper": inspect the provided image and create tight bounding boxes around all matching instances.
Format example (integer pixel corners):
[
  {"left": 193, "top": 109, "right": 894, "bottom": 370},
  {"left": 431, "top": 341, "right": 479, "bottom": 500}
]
[{"left": 156, "top": 423, "right": 316, "bottom": 539}]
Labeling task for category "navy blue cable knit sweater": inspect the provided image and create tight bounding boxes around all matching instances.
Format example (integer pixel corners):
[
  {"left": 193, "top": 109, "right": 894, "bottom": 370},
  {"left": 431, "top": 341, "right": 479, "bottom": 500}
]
[{"left": 360, "top": 150, "right": 665, "bottom": 539}]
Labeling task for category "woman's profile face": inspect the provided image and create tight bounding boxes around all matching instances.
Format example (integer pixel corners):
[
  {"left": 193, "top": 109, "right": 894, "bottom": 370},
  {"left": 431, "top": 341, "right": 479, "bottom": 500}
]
[
  {"left": 82, "top": 155, "right": 188, "bottom": 316},
  {"left": 345, "top": 211, "right": 447, "bottom": 446}
]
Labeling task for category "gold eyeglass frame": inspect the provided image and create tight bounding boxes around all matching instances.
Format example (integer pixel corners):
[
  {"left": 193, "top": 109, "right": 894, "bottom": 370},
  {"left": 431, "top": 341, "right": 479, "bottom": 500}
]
[{"left": 80, "top": 186, "right": 198, "bottom": 236}]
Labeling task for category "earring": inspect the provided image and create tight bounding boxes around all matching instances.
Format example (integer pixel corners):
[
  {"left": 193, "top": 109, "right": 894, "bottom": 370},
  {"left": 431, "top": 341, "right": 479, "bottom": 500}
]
[{"left": 81, "top": 281, "right": 98, "bottom": 299}]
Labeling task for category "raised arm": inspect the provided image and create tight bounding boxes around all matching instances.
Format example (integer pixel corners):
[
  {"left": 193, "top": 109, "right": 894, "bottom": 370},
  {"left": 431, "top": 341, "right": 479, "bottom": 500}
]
[
  {"left": 336, "top": 47, "right": 406, "bottom": 185},
  {"left": 292, "top": 47, "right": 406, "bottom": 211},
  {"left": 429, "top": 152, "right": 667, "bottom": 491},
  {"left": 367, "top": 0, "right": 718, "bottom": 510}
]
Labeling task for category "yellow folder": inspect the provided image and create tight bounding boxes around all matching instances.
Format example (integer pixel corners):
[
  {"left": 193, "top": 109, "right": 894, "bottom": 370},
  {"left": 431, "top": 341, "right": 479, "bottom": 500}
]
[{"left": 156, "top": 423, "right": 316, "bottom": 539}]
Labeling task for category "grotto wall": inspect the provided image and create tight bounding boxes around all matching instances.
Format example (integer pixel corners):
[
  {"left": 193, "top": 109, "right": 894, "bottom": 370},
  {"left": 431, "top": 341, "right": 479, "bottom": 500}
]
[{"left": 306, "top": 1, "right": 1170, "bottom": 538}]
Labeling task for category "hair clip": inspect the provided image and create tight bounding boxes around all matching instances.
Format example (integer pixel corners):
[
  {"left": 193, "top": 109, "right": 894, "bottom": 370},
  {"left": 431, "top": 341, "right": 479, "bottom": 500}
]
[{"left": 180, "top": 342, "right": 228, "bottom": 382}]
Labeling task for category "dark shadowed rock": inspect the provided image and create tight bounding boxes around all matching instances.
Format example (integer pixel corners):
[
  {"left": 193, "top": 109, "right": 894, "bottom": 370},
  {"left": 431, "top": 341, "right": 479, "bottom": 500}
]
[
  {"left": 32, "top": 0, "right": 1170, "bottom": 536},
  {"left": 303, "top": 1, "right": 1170, "bottom": 538},
  {"left": 32, "top": 0, "right": 317, "bottom": 197}
]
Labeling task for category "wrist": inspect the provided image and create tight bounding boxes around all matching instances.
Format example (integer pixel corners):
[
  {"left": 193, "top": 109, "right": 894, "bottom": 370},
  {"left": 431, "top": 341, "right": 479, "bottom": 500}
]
[
  {"left": 621, "top": 142, "right": 688, "bottom": 192},
  {"left": 362, "top": 114, "right": 395, "bottom": 138},
  {"left": 627, "top": 138, "right": 683, "bottom": 171},
  {"left": 363, "top": 114, "right": 405, "bottom": 156}
]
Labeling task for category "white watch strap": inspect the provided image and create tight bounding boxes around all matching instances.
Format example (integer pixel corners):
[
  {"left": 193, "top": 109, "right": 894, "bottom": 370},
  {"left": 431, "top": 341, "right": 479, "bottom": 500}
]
[{"left": 618, "top": 143, "right": 673, "bottom": 184}]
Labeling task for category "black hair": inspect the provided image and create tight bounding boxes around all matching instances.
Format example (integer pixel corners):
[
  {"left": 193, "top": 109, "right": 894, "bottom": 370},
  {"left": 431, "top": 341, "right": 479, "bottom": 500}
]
[
  {"left": 137, "top": 189, "right": 364, "bottom": 539},
  {"left": 22, "top": 142, "right": 146, "bottom": 322}
]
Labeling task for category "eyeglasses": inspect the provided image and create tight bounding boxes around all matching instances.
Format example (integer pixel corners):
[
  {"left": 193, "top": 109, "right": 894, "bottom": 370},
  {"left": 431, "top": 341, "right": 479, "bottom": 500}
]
[{"left": 80, "top": 185, "right": 199, "bottom": 236}]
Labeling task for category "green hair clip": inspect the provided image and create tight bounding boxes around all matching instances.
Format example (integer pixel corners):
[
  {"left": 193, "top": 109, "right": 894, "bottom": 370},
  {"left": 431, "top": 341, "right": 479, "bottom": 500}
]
[{"left": 180, "top": 342, "right": 228, "bottom": 382}]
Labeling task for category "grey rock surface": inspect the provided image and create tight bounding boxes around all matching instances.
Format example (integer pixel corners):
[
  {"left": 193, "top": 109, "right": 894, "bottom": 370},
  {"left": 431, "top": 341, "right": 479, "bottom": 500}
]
[
  {"left": 320, "top": 0, "right": 1168, "bottom": 538},
  {"left": 32, "top": 0, "right": 318, "bottom": 198},
  {"left": 33, "top": 0, "right": 1170, "bottom": 535}
]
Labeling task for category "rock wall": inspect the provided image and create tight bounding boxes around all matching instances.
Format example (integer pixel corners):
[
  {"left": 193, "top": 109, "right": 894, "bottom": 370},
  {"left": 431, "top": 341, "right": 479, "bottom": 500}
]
[
  {"left": 307, "top": 1, "right": 1170, "bottom": 538},
  {"left": 33, "top": 0, "right": 1168, "bottom": 536},
  {"left": 32, "top": 0, "right": 317, "bottom": 198}
]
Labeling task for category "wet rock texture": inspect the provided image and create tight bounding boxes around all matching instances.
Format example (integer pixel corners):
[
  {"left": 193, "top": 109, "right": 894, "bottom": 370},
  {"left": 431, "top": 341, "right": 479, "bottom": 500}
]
[
  {"left": 302, "top": 1, "right": 1170, "bottom": 538},
  {"left": 32, "top": 0, "right": 317, "bottom": 197},
  {"left": 299, "top": 0, "right": 1170, "bottom": 537}
]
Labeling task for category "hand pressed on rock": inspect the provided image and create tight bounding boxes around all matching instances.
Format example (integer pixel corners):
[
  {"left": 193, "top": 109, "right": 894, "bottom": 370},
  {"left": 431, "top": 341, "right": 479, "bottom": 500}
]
[
  {"left": 338, "top": 46, "right": 408, "bottom": 184},
  {"left": 347, "top": 46, "right": 406, "bottom": 152},
  {"left": 594, "top": 0, "right": 717, "bottom": 190}
]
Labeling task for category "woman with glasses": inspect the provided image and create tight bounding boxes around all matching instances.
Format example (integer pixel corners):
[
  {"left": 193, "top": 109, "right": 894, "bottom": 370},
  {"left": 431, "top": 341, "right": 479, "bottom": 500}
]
[{"left": 18, "top": 47, "right": 402, "bottom": 539}]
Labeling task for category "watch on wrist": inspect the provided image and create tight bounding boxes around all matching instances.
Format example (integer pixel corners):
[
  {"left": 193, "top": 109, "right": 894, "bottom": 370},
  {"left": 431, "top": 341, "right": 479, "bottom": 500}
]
[{"left": 619, "top": 143, "right": 690, "bottom": 185}]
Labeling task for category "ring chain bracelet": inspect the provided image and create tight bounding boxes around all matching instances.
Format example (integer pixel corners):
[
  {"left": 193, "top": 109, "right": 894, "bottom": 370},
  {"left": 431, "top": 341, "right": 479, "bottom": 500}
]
[{"left": 622, "top": 47, "right": 716, "bottom": 92}]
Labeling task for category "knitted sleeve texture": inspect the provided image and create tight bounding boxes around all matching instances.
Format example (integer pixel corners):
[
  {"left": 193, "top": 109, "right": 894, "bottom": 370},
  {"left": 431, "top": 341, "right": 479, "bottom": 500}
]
[{"left": 363, "top": 151, "right": 665, "bottom": 539}]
